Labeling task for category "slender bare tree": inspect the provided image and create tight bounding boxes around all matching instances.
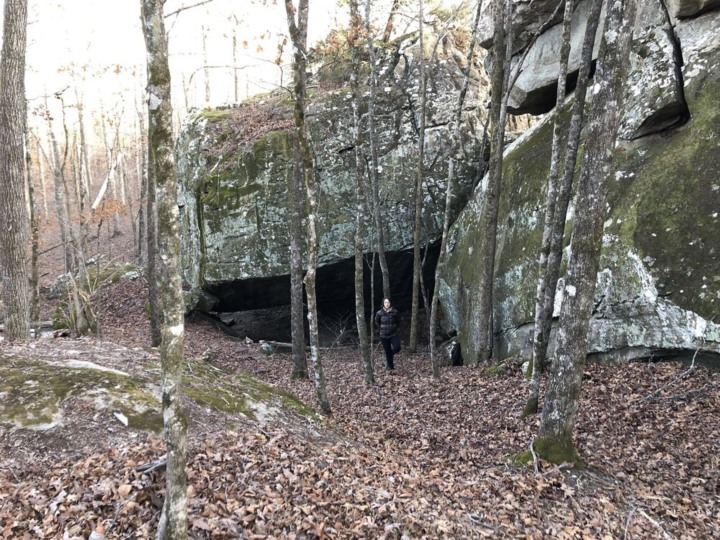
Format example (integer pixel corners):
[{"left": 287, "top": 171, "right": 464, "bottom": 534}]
[
  {"left": 523, "top": 0, "right": 604, "bottom": 418},
  {"left": 365, "top": 0, "right": 392, "bottom": 300},
  {"left": 284, "top": 0, "right": 332, "bottom": 415},
  {"left": 473, "top": 0, "right": 512, "bottom": 363},
  {"left": 407, "top": 0, "right": 428, "bottom": 353},
  {"left": 141, "top": 1, "right": 188, "bottom": 537},
  {"left": 349, "top": 0, "right": 375, "bottom": 386},
  {"left": 428, "top": 0, "right": 484, "bottom": 378},
  {"left": 535, "top": 0, "right": 637, "bottom": 465},
  {"left": 287, "top": 133, "right": 307, "bottom": 380},
  {"left": 0, "top": 0, "right": 31, "bottom": 340}
]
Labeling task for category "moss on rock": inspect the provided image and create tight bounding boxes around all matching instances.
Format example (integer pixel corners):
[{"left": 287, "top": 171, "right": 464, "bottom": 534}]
[
  {"left": 0, "top": 356, "right": 316, "bottom": 433},
  {"left": 439, "top": 45, "right": 720, "bottom": 363}
]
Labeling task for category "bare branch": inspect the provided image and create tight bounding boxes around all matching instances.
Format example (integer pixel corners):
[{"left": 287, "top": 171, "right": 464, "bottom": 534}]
[{"left": 164, "top": 0, "right": 214, "bottom": 19}]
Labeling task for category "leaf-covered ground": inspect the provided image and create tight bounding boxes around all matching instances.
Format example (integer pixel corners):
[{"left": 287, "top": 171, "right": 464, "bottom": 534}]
[{"left": 1, "top": 278, "right": 719, "bottom": 539}]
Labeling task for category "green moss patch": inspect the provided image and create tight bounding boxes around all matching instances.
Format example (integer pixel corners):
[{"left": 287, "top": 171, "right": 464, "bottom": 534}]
[
  {"left": 0, "top": 359, "right": 161, "bottom": 431},
  {"left": 0, "top": 355, "right": 315, "bottom": 434},
  {"left": 182, "top": 360, "right": 317, "bottom": 422}
]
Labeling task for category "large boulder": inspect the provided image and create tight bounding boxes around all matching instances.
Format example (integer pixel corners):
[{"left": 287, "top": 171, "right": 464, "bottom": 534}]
[
  {"left": 176, "top": 32, "right": 530, "bottom": 312},
  {"left": 477, "top": 0, "right": 568, "bottom": 52},
  {"left": 438, "top": 8, "right": 720, "bottom": 364},
  {"left": 504, "top": 0, "right": 689, "bottom": 140}
]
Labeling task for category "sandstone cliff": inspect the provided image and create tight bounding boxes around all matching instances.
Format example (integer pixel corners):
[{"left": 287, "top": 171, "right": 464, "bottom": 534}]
[{"left": 439, "top": 4, "right": 720, "bottom": 364}]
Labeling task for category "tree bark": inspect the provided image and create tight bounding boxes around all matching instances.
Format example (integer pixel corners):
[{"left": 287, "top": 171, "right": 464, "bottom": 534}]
[
  {"left": 365, "top": 0, "right": 391, "bottom": 300},
  {"left": 349, "top": 0, "right": 375, "bottom": 386},
  {"left": 429, "top": 0, "right": 483, "bottom": 378},
  {"left": 136, "top": 100, "right": 148, "bottom": 264},
  {"left": 524, "top": 0, "right": 604, "bottom": 418},
  {"left": 408, "top": 0, "right": 427, "bottom": 354},
  {"left": 44, "top": 95, "right": 76, "bottom": 275},
  {"left": 288, "top": 133, "right": 307, "bottom": 380},
  {"left": 474, "top": 0, "right": 511, "bottom": 363},
  {"left": 26, "top": 132, "right": 40, "bottom": 330},
  {"left": 0, "top": 0, "right": 31, "bottom": 341},
  {"left": 141, "top": 1, "right": 188, "bottom": 537},
  {"left": 284, "top": 0, "right": 332, "bottom": 416},
  {"left": 536, "top": 0, "right": 637, "bottom": 465},
  {"left": 147, "top": 113, "right": 161, "bottom": 346}
]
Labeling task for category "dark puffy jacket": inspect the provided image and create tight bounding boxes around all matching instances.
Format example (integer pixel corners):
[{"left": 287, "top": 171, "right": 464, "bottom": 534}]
[{"left": 375, "top": 308, "right": 400, "bottom": 338}]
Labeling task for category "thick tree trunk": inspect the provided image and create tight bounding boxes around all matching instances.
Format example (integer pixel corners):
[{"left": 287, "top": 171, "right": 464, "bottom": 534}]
[
  {"left": 141, "top": 1, "right": 188, "bottom": 538},
  {"left": 349, "top": 0, "right": 375, "bottom": 386},
  {"left": 365, "top": 0, "right": 391, "bottom": 300},
  {"left": 288, "top": 133, "right": 307, "bottom": 380},
  {"left": 524, "top": 0, "right": 604, "bottom": 418},
  {"left": 536, "top": 0, "right": 637, "bottom": 465},
  {"left": 429, "top": 0, "right": 483, "bottom": 378},
  {"left": 284, "top": 0, "right": 332, "bottom": 416},
  {"left": 474, "top": 0, "right": 510, "bottom": 363},
  {"left": 0, "top": 0, "right": 31, "bottom": 341}
]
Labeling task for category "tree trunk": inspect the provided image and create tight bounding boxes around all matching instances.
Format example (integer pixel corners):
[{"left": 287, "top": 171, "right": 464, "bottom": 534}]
[
  {"left": 25, "top": 132, "right": 40, "bottom": 330},
  {"left": 536, "top": 0, "right": 637, "bottom": 465},
  {"left": 382, "top": 0, "right": 401, "bottom": 42},
  {"left": 288, "top": 133, "right": 307, "bottom": 380},
  {"left": 74, "top": 94, "right": 91, "bottom": 263},
  {"left": 429, "top": 0, "right": 483, "bottom": 378},
  {"left": 136, "top": 101, "right": 148, "bottom": 264},
  {"left": 202, "top": 25, "right": 211, "bottom": 105},
  {"left": 146, "top": 108, "right": 161, "bottom": 346},
  {"left": 408, "top": 0, "right": 427, "bottom": 353},
  {"left": 365, "top": 0, "right": 391, "bottom": 300},
  {"left": 349, "top": 0, "right": 375, "bottom": 386},
  {"left": 141, "top": 1, "right": 189, "bottom": 538},
  {"left": 523, "top": 0, "right": 603, "bottom": 418},
  {"left": 284, "top": 0, "right": 331, "bottom": 416},
  {"left": 474, "top": 0, "right": 511, "bottom": 363},
  {"left": 44, "top": 96, "right": 75, "bottom": 275},
  {"left": 0, "top": 0, "right": 31, "bottom": 340}
]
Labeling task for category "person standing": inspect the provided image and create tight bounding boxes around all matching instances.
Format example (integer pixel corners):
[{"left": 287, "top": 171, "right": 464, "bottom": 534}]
[{"left": 375, "top": 298, "right": 401, "bottom": 370}]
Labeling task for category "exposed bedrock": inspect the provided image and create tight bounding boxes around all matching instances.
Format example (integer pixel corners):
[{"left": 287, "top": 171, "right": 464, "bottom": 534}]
[
  {"left": 438, "top": 8, "right": 720, "bottom": 364},
  {"left": 485, "top": 0, "right": 692, "bottom": 139},
  {"left": 176, "top": 32, "right": 521, "bottom": 337}
]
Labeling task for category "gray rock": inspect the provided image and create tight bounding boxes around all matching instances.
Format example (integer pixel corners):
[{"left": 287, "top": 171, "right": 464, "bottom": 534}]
[
  {"left": 177, "top": 32, "right": 503, "bottom": 308},
  {"left": 438, "top": 21, "right": 720, "bottom": 364},
  {"left": 182, "top": 289, "right": 218, "bottom": 315},
  {"left": 666, "top": 0, "right": 720, "bottom": 18},
  {"left": 618, "top": 0, "right": 688, "bottom": 139},
  {"left": 47, "top": 273, "right": 71, "bottom": 300},
  {"left": 506, "top": 0, "right": 604, "bottom": 114},
  {"left": 504, "top": 0, "right": 689, "bottom": 138},
  {"left": 477, "top": 0, "right": 569, "bottom": 52}
]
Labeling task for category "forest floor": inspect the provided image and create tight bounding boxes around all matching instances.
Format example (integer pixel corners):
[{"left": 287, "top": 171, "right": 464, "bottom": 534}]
[{"left": 1, "top": 275, "right": 719, "bottom": 539}]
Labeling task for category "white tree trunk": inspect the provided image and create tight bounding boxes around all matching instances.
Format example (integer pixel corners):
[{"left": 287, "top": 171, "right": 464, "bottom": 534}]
[{"left": 141, "top": 1, "right": 188, "bottom": 537}]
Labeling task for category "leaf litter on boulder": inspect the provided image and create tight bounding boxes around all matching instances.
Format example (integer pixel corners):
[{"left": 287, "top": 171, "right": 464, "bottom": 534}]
[{"left": 1, "top": 277, "right": 719, "bottom": 538}]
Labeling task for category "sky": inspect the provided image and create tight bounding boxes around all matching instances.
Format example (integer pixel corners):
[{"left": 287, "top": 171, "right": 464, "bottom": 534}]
[
  {"left": 22, "top": 0, "right": 347, "bottom": 118},
  {"left": 10, "top": 0, "right": 450, "bottom": 147}
]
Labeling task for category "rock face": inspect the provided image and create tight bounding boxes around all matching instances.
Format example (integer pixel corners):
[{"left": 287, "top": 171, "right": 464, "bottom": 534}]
[
  {"left": 438, "top": 8, "right": 720, "bottom": 364},
  {"left": 177, "top": 32, "right": 529, "bottom": 313},
  {"left": 501, "top": 0, "right": 689, "bottom": 139},
  {"left": 667, "top": 0, "right": 720, "bottom": 18}
]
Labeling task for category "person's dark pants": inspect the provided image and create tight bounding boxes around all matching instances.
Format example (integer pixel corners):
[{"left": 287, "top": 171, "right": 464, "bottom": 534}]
[{"left": 380, "top": 335, "right": 399, "bottom": 369}]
